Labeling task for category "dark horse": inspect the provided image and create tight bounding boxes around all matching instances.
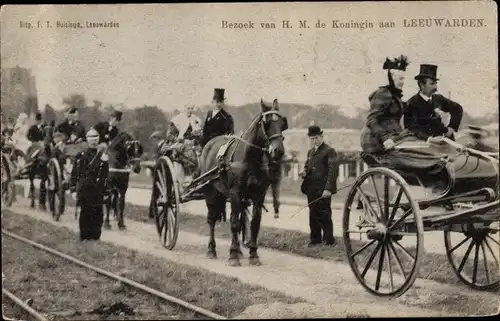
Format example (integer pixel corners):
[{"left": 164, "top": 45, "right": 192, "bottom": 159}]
[
  {"left": 199, "top": 99, "right": 287, "bottom": 266},
  {"left": 103, "top": 131, "right": 143, "bottom": 230}
]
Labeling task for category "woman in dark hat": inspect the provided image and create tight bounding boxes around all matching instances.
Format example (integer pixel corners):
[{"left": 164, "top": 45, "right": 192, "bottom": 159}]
[
  {"left": 404, "top": 64, "right": 463, "bottom": 141},
  {"left": 200, "top": 88, "right": 234, "bottom": 147}
]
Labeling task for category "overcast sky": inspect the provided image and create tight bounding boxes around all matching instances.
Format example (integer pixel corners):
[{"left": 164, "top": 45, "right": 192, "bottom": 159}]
[{"left": 1, "top": 2, "right": 498, "bottom": 117}]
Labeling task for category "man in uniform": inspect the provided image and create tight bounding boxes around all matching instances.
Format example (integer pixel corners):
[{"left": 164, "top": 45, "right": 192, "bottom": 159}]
[
  {"left": 93, "top": 110, "right": 123, "bottom": 146},
  {"left": 55, "top": 106, "right": 86, "bottom": 144},
  {"left": 200, "top": 88, "right": 234, "bottom": 148},
  {"left": 404, "top": 64, "right": 464, "bottom": 141},
  {"left": 70, "top": 128, "right": 109, "bottom": 242},
  {"left": 299, "top": 125, "right": 339, "bottom": 247}
]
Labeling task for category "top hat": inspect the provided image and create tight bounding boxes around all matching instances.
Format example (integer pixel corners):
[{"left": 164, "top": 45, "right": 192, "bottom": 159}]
[
  {"left": 307, "top": 125, "right": 323, "bottom": 137},
  {"left": 66, "top": 106, "right": 78, "bottom": 114},
  {"left": 111, "top": 110, "right": 123, "bottom": 121},
  {"left": 382, "top": 55, "right": 409, "bottom": 71},
  {"left": 415, "top": 64, "right": 439, "bottom": 81},
  {"left": 465, "top": 125, "right": 489, "bottom": 138},
  {"left": 213, "top": 88, "right": 225, "bottom": 102},
  {"left": 35, "top": 112, "right": 42, "bottom": 121}
]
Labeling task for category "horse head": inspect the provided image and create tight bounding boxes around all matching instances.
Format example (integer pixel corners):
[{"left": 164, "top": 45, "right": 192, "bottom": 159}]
[{"left": 259, "top": 98, "right": 287, "bottom": 161}]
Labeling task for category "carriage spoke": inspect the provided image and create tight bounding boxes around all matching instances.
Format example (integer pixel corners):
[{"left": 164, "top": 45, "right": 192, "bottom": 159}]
[
  {"left": 484, "top": 238, "right": 500, "bottom": 269},
  {"left": 375, "top": 243, "right": 386, "bottom": 291},
  {"left": 447, "top": 236, "right": 471, "bottom": 255},
  {"left": 388, "top": 187, "right": 403, "bottom": 224},
  {"left": 457, "top": 240, "right": 475, "bottom": 273},
  {"left": 386, "top": 243, "right": 394, "bottom": 292},
  {"left": 383, "top": 176, "right": 390, "bottom": 223},
  {"left": 480, "top": 242, "right": 491, "bottom": 284},
  {"left": 350, "top": 239, "right": 376, "bottom": 259},
  {"left": 361, "top": 242, "right": 382, "bottom": 279},
  {"left": 388, "top": 241, "right": 407, "bottom": 279},
  {"left": 369, "top": 176, "right": 384, "bottom": 220},
  {"left": 486, "top": 235, "right": 500, "bottom": 247},
  {"left": 356, "top": 187, "right": 381, "bottom": 223},
  {"left": 393, "top": 240, "right": 415, "bottom": 262},
  {"left": 388, "top": 209, "right": 412, "bottom": 231},
  {"left": 472, "top": 242, "right": 480, "bottom": 284}
]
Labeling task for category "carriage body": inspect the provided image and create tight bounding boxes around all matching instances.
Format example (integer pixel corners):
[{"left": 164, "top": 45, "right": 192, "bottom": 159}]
[{"left": 342, "top": 136, "right": 499, "bottom": 297}]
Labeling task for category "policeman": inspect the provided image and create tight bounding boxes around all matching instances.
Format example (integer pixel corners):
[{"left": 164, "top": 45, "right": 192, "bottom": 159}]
[
  {"left": 70, "top": 128, "right": 109, "bottom": 242},
  {"left": 93, "top": 110, "right": 123, "bottom": 147},
  {"left": 200, "top": 88, "right": 234, "bottom": 147},
  {"left": 55, "top": 106, "right": 86, "bottom": 144}
]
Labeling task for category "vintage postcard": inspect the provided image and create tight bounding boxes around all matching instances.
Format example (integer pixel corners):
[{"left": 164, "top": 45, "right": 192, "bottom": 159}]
[{"left": 1, "top": 1, "right": 498, "bottom": 320}]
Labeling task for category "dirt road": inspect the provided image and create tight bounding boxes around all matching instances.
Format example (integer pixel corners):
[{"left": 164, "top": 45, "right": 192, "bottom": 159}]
[{"left": 5, "top": 200, "right": 498, "bottom": 317}]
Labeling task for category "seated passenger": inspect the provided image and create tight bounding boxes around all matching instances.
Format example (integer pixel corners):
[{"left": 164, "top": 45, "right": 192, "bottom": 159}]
[
  {"left": 404, "top": 64, "right": 463, "bottom": 141},
  {"left": 360, "top": 55, "right": 449, "bottom": 199}
]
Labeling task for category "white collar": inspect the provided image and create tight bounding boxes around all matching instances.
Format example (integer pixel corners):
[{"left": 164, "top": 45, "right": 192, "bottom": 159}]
[
  {"left": 419, "top": 92, "right": 432, "bottom": 102},
  {"left": 212, "top": 109, "right": 219, "bottom": 116}
]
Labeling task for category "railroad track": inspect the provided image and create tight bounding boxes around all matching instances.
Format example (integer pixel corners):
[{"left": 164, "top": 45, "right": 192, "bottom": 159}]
[
  {"left": 1, "top": 229, "right": 227, "bottom": 320},
  {"left": 2, "top": 287, "right": 47, "bottom": 321}
]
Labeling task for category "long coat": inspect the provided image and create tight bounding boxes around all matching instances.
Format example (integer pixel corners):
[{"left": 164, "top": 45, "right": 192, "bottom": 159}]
[
  {"left": 300, "top": 142, "right": 338, "bottom": 196},
  {"left": 201, "top": 108, "right": 234, "bottom": 147},
  {"left": 69, "top": 148, "right": 109, "bottom": 206},
  {"left": 360, "top": 86, "right": 404, "bottom": 153},
  {"left": 56, "top": 120, "right": 86, "bottom": 142},
  {"left": 404, "top": 93, "right": 463, "bottom": 140},
  {"left": 93, "top": 121, "right": 119, "bottom": 144},
  {"left": 27, "top": 124, "right": 46, "bottom": 143}
]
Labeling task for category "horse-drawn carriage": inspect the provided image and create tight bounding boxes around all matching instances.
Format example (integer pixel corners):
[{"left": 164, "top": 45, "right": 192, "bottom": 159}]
[{"left": 343, "top": 135, "right": 499, "bottom": 297}]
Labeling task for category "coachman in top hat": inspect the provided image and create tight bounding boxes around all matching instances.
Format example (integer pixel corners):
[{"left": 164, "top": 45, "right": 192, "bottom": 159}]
[
  {"left": 200, "top": 88, "right": 234, "bottom": 147},
  {"left": 404, "top": 64, "right": 463, "bottom": 140}
]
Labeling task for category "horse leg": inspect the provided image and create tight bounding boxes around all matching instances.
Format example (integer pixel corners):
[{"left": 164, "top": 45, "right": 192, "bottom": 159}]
[
  {"left": 271, "top": 181, "right": 280, "bottom": 219},
  {"left": 28, "top": 174, "right": 35, "bottom": 208},
  {"left": 228, "top": 193, "right": 242, "bottom": 267},
  {"left": 103, "top": 191, "right": 111, "bottom": 229},
  {"left": 206, "top": 201, "right": 218, "bottom": 259},
  {"left": 39, "top": 173, "right": 47, "bottom": 211},
  {"left": 248, "top": 196, "right": 264, "bottom": 266},
  {"left": 117, "top": 174, "right": 129, "bottom": 230}
]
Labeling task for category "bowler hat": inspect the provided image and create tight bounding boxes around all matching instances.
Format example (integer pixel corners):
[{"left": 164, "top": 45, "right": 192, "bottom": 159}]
[
  {"left": 415, "top": 64, "right": 439, "bottom": 81},
  {"left": 111, "top": 110, "right": 123, "bottom": 121},
  {"left": 213, "top": 88, "right": 225, "bottom": 102},
  {"left": 307, "top": 125, "right": 323, "bottom": 137}
]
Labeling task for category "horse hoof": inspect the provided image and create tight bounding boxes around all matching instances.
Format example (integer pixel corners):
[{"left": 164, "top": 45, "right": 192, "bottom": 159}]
[
  {"left": 118, "top": 225, "right": 126, "bottom": 231},
  {"left": 228, "top": 258, "right": 241, "bottom": 267},
  {"left": 249, "top": 257, "right": 262, "bottom": 266},
  {"left": 103, "top": 224, "right": 111, "bottom": 230},
  {"left": 206, "top": 251, "right": 217, "bottom": 259},
  {"left": 237, "top": 251, "right": 244, "bottom": 259}
]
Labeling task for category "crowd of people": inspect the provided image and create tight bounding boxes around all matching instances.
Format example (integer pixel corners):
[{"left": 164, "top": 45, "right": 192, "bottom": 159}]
[{"left": 1, "top": 68, "right": 497, "bottom": 248}]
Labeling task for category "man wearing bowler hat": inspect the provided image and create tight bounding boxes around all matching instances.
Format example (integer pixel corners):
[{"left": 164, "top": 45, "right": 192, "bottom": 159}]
[
  {"left": 200, "top": 88, "right": 234, "bottom": 148},
  {"left": 299, "top": 125, "right": 339, "bottom": 247},
  {"left": 404, "top": 64, "right": 463, "bottom": 141}
]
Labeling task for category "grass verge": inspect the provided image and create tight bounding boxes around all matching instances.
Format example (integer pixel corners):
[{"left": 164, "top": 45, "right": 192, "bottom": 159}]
[{"left": 1, "top": 210, "right": 304, "bottom": 319}]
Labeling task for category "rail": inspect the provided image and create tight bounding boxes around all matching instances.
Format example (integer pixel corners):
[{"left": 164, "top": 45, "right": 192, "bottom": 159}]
[
  {"left": 2, "top": 287, "right": 48, "bottom": 321},
  {"left": 1, "top": 229, "right": 227, "bottom": 320}
]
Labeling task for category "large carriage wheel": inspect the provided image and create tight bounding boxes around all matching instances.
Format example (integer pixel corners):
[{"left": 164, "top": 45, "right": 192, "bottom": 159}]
[
  {"left": 343, "top": 167, "right": 424, "bottom": 297},
  {"left": 444, "top": 222, "right": 500, "bottom": 290},
  {"left": 47, "top": 158, "right": 65, "bottom": 221},
  {"left": 151, "top": 156, "right": 180, "bottom": 250},
  {"left": 1, "top": 152, "right": 15, "bottom": 208}
]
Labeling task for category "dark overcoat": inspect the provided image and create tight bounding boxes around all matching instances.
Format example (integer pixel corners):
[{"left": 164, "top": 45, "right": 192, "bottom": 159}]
[
  {"left": 201, "top": 108, "right": 234, "bottom": 147},
  {"left": 27, "top": 124, "right": 46, "bottom": 142},
  {"left": 56, "top": 120, "right": 86, "bottom": 142},
  {"left": 69, "top": 148, "right": 109, "bottom": 206},
  {"left": 93, "top": 121, "right": 119, "bottom": 144},
  {"left": 300, "top": 142, "right": 338, "bottom": 196},
  {"left": 404, "top": 93, "right": 463, "bottom": 140},
  {"left": 360, "top": 86, "right": 404, "bottom": 153}
]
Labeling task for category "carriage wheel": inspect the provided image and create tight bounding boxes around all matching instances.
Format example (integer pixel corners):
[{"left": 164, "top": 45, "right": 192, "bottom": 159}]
[
  {"left": 1, "top": 152, "right": 15, "bottom": 208},
  {"left": 240, "top": 207, "right": 251, "bottom": 248},
  {"left": 47, "top": 158, "right": 65, "bottom": 221},
  {"left": 343, "top": 167, "right": 424, "bottom": 297},
  {"left": 444, "top": 222, "right": 500, "bottom": 290},
  {"left": 152, "top": 156, "right": 180, "bottom": 250}
]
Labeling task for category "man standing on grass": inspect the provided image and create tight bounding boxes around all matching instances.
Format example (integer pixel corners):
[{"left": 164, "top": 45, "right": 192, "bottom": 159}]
[
  {"left": 70, "top": 128, "right": 109, "bottom": 242},
  {"left": 299, "top": 125, "right": 339, "bottom": 247}
]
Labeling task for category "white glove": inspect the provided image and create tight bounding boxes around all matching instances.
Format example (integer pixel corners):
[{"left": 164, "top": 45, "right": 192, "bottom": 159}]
[
  {"left": 70, "top": 134, "right": 77, "bottom": 142},
  {"left": 71, "top": 192, "right": 77, "bottom": 200},
  {"left": 383, "top": 138, "right": 395, "bottom": 150},
  {"left": 101, "top": 153, "right": 109, "bottom": 162}
]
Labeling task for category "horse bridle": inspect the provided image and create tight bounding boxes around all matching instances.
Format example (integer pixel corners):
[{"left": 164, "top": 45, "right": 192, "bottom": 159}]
[{"left": 259, "top": 110, "right": 284, "bottom": 148}]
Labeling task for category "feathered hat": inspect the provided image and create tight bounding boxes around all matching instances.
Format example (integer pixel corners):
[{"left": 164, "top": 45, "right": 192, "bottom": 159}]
[{"left": 382, "top": 55, "right": 409, "bottom": 71}]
